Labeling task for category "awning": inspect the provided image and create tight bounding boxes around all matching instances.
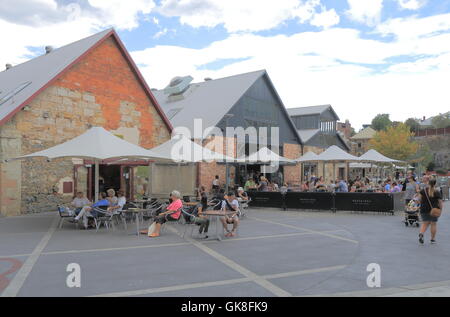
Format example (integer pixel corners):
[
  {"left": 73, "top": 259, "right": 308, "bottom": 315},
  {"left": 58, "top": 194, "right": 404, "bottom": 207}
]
[{"left": 235, "top": 147, "right": 295, "bottom": 164}]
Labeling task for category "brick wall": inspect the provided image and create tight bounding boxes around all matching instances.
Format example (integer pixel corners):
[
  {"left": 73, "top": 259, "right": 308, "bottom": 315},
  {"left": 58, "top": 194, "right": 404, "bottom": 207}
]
[
  {"left": 0, "top": 36, "right": 170, "bottom": 216},
  {"left": 283, "top": 143, "right": 301, "bottom": 185}
]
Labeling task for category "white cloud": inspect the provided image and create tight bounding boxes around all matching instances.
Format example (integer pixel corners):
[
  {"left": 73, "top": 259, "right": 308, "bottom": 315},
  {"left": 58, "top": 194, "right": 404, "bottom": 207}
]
[
  {"left": 346, "top": 0, "right": 384, "bottom": 26},
  {"left": 87, "top": 0, "right": 155, "bottom": 30},
  {"left": 310, "top": 8, "right": 340, "bottom": 28},
  {"left": 396, "top": 0, "right": 427, "bottom": 10},
  {"left": 0, "top": 0, "right": 157, "bottom": 67},
  {"left": 376, "top": 12, "right": 450, "bottom": 39},
  {"left": 131, "top": 15, "right": 450, "bottom": 129},
  {"left": 157, "top": 0, "right": 339, "bottom": 32},
  {"left": 153, "top": 28, "right": 169, "bottom": 39}
]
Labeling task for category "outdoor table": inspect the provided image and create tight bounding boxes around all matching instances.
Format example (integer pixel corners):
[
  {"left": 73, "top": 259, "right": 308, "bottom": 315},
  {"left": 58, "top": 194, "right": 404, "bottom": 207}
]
[
  {"left": 124, "top": 208, "right": 146, "bottom": 236},
  {"left": 204, "top": 211, "right": 236, "bottom": 241},
  {"left": 184, "top": 202, "right": 198, "bottom": 207}
]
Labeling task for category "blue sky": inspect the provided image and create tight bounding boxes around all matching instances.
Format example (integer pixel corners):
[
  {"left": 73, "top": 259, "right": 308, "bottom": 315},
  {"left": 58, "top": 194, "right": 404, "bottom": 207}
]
[{"left": 1, "top": 0, "right": 450, "bottom": 129}]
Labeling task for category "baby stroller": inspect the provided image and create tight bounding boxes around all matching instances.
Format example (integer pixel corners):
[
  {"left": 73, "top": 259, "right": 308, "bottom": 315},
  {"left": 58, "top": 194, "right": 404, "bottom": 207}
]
[{"left": 404, "top": 196, "right": 420, "bottom": 227}]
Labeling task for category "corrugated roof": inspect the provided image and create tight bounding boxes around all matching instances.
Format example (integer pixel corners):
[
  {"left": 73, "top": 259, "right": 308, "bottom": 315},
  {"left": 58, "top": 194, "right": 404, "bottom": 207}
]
[
  {"left": 153, "top": 70, "right": 266, "bottom": 133},
  {"left": 287, "top": 105, "right": 331, "bottom": 117},
  {"left": 153, "top": 70, "right": 302, "bottom": 145},
  {"left": 0, "top": 29, "right": 112, "bottom": 125},
  {"left": 0, "top": 28, "right": 172, "bottom": 131},
  {"left": 351, "top": 127, "right": 377, "bottom": 140}
]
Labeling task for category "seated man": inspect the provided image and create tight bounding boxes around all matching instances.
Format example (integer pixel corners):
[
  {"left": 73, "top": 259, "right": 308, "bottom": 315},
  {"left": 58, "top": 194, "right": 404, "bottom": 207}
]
[
  {"left": 149, "top": 190, "right": 183, "bottom": 238},
  {"left": 192, "top": 191, "right": 210, "bottom": 238},
  {"left": 74, "top": 192, "right": 110, "bottom": 229},
  {"left": 71, "top": 192, "right": 90, "bottom": 216},
  {"left": 220, "top": 192, "right": 240, "bottom": 238}
]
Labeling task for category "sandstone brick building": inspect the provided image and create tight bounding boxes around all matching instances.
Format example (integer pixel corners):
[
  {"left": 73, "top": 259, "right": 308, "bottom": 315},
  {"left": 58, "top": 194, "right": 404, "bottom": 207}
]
[
  {"left": 0, "top": 29, "right": 172, "bottom": 216},
  {"left": 152, "top": 71, "right": 304, "bottom": 191}
]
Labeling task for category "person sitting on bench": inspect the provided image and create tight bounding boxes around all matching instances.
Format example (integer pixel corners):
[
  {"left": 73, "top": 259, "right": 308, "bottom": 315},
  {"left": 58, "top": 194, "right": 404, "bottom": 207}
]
[
  {"left": 74, "top": 192, "right": 110, "bottom": 229},
  {"left": 149, "top": 190, "right": 183, "bottom": 238},
  {"left": 220, "top": 192, "right": 240, "bottom": 238}
]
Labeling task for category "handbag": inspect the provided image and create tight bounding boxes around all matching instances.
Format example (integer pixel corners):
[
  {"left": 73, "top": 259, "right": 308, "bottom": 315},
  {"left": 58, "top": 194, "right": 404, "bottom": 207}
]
[
  {"left": 147, "top": 222, "right": 156, "bottom": 237},
  {"left": 424, "top": 189, "right": 442, "bottom": 218}
]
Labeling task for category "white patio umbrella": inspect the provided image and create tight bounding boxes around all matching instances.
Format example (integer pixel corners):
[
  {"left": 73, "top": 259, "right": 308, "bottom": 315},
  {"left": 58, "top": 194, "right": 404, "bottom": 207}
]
[
  {"left": 235, "top": 147, "right": 295, "bottom": 164},
  {"left": 7, "top": 127, "right": 162, "bottom": 201},
  {"left": 149, "top": 134, "right": 235, "bottom": 163},
  {"left": 359, "top": 149, "right": 403, "bottom": 163},
  {"left": 316, "top": 145, "right": 361, "bottom": 181},
  {"left": 296, "top": 151, "right": 319, "bottom": 162}
]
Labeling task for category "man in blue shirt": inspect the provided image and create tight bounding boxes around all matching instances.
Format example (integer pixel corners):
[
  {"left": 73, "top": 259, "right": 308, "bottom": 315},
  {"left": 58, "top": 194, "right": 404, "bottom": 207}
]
[
  {"left": 74, "top": 192, "right": 110, "bottom": 229},
  {"left": 336, "top": 179, "right": 348, "bottom": 193},
  {"left": 384, "top": 179, "right": 392, "bottom": 192}
]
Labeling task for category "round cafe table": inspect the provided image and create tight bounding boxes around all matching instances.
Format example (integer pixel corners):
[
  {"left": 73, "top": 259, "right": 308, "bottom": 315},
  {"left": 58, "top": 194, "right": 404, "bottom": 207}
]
[{"left": 124, "top": 208, "right": 146, "bottom": 237}]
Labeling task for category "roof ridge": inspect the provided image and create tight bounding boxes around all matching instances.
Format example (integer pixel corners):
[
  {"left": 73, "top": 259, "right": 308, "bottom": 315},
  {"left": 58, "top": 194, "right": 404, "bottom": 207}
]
[{"left": 1, "top": 28, "right": 113, "bottom": 71}]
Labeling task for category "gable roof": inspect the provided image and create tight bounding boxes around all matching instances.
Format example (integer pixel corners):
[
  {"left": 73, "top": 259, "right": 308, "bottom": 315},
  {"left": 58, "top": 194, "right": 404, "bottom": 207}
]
[
  {"left": 0, "top": 28, "right": 172, "bottom": 131},
  {"left": 297, "top": 129, "right": 320, "bottom": 143},
  {"left": 287, "top": 105, "right": 340, "bottom": 121},
  {"left": 153, "top": 70, "right": 303, "bottom": 145},
  {"left": 352, "top": 126, "right": 377, "bottom": 140}
]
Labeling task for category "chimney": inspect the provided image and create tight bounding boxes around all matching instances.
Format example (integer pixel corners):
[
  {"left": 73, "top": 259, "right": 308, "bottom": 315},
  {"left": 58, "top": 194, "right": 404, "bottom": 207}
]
[
  {"left": 5, "top": 63, "right": 12, "bottom": 70},
  {"left": 45, "top": 46, "right": 53, "bottom": 54}
]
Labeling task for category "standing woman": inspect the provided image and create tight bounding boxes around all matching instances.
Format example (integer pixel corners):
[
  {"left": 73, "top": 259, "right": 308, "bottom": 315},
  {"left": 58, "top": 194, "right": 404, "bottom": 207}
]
[
  {"left": 419, "top": 179, "right": 443, "bottom": 244},
  {"left": 405, "top": 175, "right": 419, "bottom": 206}
]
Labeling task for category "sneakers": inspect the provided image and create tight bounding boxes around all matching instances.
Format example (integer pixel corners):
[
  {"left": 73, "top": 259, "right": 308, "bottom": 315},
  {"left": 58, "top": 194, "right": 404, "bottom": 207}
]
[
  {"left": 419, "top": 233, "right": 424, "bottom": 244},
  {"left": 431, "top": 240, "right": 436, "bottom": 244}
]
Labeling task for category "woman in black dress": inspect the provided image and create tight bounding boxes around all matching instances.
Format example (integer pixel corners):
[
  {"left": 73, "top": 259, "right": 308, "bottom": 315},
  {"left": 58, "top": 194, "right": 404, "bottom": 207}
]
[{"left": 419, "top": 179, "right": 443, "bottom": 244}]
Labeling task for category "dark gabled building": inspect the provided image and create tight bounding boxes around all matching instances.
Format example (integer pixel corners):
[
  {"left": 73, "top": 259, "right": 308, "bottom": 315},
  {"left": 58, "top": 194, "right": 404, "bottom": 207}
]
[
  {"left": 153, "top": 70, "right": 304, "bottom": 188},
  {"left": 287, "top": 105, "right": 350, "bottom": 153}
]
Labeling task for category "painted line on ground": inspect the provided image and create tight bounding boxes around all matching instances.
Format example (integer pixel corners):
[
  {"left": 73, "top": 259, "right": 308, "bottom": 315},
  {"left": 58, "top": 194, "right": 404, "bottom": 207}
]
[
  {"left": 90, "top": 264, "right": 347, "bottom": 297},
  {"left": 248, "top": 216, "right": 359, "bottom": 244},
  {"left": 0, "top": 230, "right": 347, "bottom": 259},
  {"left": 310, "top": 279, "right": 450, "bottom": 297},
  {"left": 1, "top": 215, "right": 59, "bottom": 297},
  {"left": 168, "top": 227, "right": 291, "bottom": 297}
]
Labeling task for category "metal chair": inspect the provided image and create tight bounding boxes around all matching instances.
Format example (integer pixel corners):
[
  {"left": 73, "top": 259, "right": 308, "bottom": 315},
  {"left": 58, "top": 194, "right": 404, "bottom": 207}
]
[
  {"left": 238, "top": 198, "right": 251, "bottom": 218},
  {"left": 57, "top": 205, "right": 78, "bottom": 229}
]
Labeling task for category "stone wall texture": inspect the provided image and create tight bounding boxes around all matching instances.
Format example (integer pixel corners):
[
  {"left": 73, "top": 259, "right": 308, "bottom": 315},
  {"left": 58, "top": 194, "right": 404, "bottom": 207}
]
[{"left": 0, "top": 36, "right": 170, "bottom": 216}]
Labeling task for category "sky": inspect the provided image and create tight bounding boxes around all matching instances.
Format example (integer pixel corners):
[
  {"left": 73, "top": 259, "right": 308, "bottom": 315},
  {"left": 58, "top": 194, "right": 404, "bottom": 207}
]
[{"left": 1, "top": 0, "right": 450, "bottom": 130}]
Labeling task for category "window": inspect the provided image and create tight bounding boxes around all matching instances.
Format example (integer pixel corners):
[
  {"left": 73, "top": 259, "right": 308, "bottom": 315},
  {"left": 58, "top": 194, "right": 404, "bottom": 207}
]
[{"left": 63, "top": 182, "right": 73, "bottom": 194}]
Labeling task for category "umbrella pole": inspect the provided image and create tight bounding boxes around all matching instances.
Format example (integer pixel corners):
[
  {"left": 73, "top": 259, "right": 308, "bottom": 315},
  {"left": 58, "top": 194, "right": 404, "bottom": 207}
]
[
  {"left": 146, "top": 162, "right": 153, "bottom": 197},
  {"left": 333, "top": 162, "right": 336, "bottom": 182},
  {"left": 95, "top": 159, "right": 99, "bottom": 202}
]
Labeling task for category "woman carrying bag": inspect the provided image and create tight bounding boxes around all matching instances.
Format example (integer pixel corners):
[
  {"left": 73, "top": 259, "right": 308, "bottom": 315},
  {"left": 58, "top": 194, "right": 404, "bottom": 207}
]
[{"left": 419, "top": 179, "right": 443, "bottom": 245}]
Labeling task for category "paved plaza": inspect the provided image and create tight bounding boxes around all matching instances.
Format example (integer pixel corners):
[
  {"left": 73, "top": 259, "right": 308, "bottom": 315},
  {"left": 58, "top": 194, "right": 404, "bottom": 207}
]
[{"left": 1, "top": 203, "right": 449, "bottom": 297}]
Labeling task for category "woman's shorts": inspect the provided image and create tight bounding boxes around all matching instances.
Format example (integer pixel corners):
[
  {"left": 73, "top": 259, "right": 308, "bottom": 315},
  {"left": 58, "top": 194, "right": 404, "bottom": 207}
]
[
  {"left": 420, "top": 212, "right": 438, "bottom": 223},
  {"left": 155, "top": 214, "right": 178, "bottom": 224}
]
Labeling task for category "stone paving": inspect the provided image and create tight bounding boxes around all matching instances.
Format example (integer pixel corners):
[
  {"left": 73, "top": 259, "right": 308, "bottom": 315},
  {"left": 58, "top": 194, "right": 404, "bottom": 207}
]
[{"left": 0, "top": 202, "right": 449, "bottom": 297}]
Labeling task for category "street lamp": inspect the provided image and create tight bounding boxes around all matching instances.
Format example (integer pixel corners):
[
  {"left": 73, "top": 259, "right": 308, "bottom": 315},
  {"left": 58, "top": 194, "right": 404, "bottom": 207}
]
[{"left": 223, "top": 113, "right": 234, "bottom": 193}]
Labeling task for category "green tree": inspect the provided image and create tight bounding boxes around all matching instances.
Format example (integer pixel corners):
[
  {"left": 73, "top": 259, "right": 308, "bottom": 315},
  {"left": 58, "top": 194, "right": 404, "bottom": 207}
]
[
  {"left": 404, "top": 118, "right": 421, "bottom": 133},
  {"left": 432, "top": 113, "right": 450, "bottom": 129},
  {"left": 369, "top": 123, "right": 419, "bottom": 161},
  {"left": 371, "top": 114, "right": 392, "bottom": 131}
]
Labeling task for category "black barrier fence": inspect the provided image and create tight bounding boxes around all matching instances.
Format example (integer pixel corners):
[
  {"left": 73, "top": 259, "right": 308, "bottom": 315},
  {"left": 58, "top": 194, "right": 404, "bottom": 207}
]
[{"left": 248, "top": 191, "right": 404, "bottom": 214}]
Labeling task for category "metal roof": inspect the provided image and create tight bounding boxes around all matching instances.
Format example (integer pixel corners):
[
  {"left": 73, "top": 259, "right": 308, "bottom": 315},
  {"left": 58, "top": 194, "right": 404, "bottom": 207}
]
[
  {"left": 297, "top": 129, "right": 320, "bottom": 143},
  {"left": 351, "top": 127, "right": 377, "bottom": 140},
  {"left": 153, "top": 70, "right": 302, "bottom": 145},
  {"left": 153, "top": 70, "right": 266, "bottom": 132},
  {"left": 0, "top": 28, "right": 172, "bottom": 131},
  {"left": 287, "top": 105, "right": 332, "bottom": 117}
]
